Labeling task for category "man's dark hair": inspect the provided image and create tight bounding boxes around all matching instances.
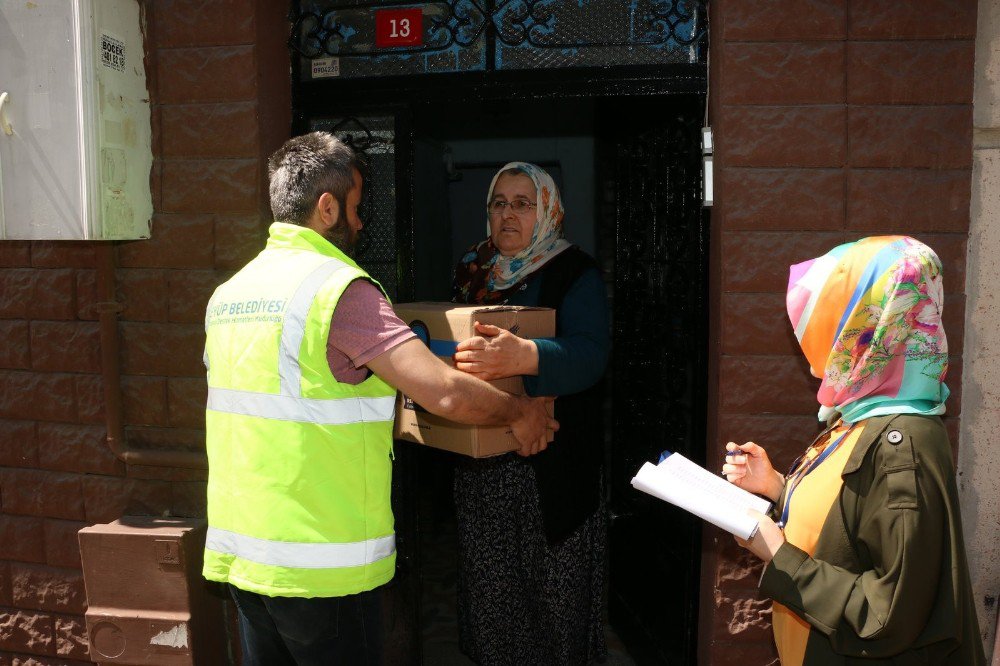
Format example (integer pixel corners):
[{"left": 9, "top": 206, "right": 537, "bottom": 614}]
[{"left": 267, "top": 132, "right": 363, "bottom": 227}]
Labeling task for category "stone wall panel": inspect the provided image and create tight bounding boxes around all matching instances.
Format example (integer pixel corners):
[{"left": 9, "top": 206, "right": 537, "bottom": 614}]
[
  {"left": 943, "top": 294, "right": 966, "bottom": 356},
  {"left": 0, "top": 610, "right": 54, "bottom": 656},
  {"left": 721, "top": 231, "right": 847, "bottom": 292},
  {"left": 117, "top": 270, "right": 169, "bottom": 323},
  {"left": 30, "top": 271, "right": 76, "bottom": 322},
  {"left": 719, "top": 355, "right": 819, "bottom": 414},
  {"left": 29, "top": 324, "right": 100, "bottom": 374},
  {"left": 0, "top": 324, "right": 30, "bottom": 371},
  {"left": 849, "top": 0, "right": 977, "bottom": 40},
  {"left": 721, "top": 43, "right": 844, "bottom": 105},
  {"left": 848, "top": 41, "right": 975, "bottom": 105},
  {"left": 718, "top": 168, "right": 845, "bottom": 231},
  {"left": 720, "top": 293, "right": 800, "bottom": 356},
  {"left": 214, "top": 214, "right": 266, "bottom": 270},
  {"left": 715, "top": 414, "right": 824, "bottom": 469},
  {"left": 0, "top": 422, "right": 37, "bottom": 469},
  {"left": 0, "top": 563, "right": 9, "bottom": 607},
  {"left": 0, "top": 471, "right": 84, "bottom": 522},
  {"left": 72, "top": 272, "right": 96, "bottom": 323},
  {"left": 119, "top": 323, "right": 206, "bottom": 377},
  {"left": 41, "top": 522, "right": 86, "bottom": 570},
  {"left": 0, "top": 518, "right": 44, "bottom": 565},
  {"left": 161, "top": 102, "right": 260, "bottom": 158},
  {"left": 171, "top": 481, "right": 208, "bottom": 518},
  {"left": 53, "top": 616, "right": 87, "bottom": 661},
  {"left": 71, "top": 376, "right": 103, "bottom": 426},
  {"left": 125, "top": 427, "right": 205, "bottom": 454},
  {"left": 0, "top": 271, "right": 33, "bottom": 320},
  {"left": 153, "top": 0, "right": 256, "bottom": 48},
  {"left": 719, "top": 106, "right": 847, "bottom": 168},
  {"left": 122, "top": 376, "right": 169, "bottom": 428},
  {"left": 118, "top": 214, "right": 215, "bottom": 269},
  {"left": 846, "top": 169, "right": 971, "bottom": 233},
  {"left": 160, "top": 160, "right": 259, "bottom": 214},
  {"left": 9, "top": 565, "right": 85, "bottom": 616},
  {"left": 35, "top": 425, "right": 120, "bottom": 477},
  {"left": 848, "top": 106, "right": 973, "bottom": 169},
  {"left": 166, "top": 378, "right": 207, "bottom": 430},
  {"left": 722, "top": 0, "right": 845, "bottom": 41},
  {"left": 28, "top": 245, "right": 94, "bottom": 271},
  {"left": 80, "top": 477, "right": 172, "bottom": 524},
  {"left": 0, "top": 244, "right": 30, "bottom": 268},
  {"left": 167, "top": 271, "right": 225, "bottom": 324},
  {"left": 0, "top": 373, "right": 77, "bottom": 423},
  {"left": 156, "top": 46, "right": 257, "bottom": 104}
]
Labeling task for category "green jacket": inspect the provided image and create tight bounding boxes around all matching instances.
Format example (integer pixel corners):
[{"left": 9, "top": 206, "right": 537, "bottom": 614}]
[{"left": 760, "top": 414, "right": 985, "bottom": 665}]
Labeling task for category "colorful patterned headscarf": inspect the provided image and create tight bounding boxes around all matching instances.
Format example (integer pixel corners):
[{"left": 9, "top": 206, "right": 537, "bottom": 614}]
[
  {"left": 452, "top": 162, "right": 571, "bottom": 304},
  {"left": 786, "top": 236, "right": 949, "bottom": 424}
]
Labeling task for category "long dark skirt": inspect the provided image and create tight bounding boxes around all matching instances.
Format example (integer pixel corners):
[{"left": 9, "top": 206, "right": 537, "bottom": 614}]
[{"left": 454, "top": 453, "right": 607, "bottom": 666}]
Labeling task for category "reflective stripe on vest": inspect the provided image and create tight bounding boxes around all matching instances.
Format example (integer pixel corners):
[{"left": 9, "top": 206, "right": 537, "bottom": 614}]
[
  {"left": 206, "top": 526, "right": 395, "bottom": 569},
  {"left": 207, "top": 388, "right": 396, "bottom": 425},
  {"left": 207, "top": 257, "right": 395, "bottom": 426},
  {"left": 280, "top": 259, "right": 347, "bottom": 396}
]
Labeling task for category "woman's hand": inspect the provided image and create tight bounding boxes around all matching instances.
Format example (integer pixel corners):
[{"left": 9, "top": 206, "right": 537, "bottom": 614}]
[
  {"left": 735, "top": 510, "right": 785, "bottom": 563},
  {"left": 454, "top": 322, "right": 539, "bottom": 380},
  {"left": 723, "top": 441, "right": 784, "bottom": 502}
]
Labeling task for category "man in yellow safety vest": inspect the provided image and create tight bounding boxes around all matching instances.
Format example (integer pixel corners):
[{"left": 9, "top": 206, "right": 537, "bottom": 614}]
[{"left": 202, "top": 132, "right": 556, "bottom": 665}]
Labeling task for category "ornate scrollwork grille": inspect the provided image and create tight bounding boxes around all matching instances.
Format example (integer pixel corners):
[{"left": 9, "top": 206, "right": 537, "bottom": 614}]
[{"left": 290, "top": 0, "right": 707, "bottom": 78}]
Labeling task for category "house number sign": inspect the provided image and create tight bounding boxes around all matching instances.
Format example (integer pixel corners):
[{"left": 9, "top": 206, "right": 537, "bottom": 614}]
[{"left": 375, "top": 8, "right": 423, "bottom": 48}]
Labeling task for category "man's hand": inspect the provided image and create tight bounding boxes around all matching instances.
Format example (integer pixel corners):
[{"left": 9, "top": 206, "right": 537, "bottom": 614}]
[
  {"left": 510, "top": 396, "right": 558, "bottom": 457},
  {"left": 454, "top": 322, "right": 539, "bottom": 380},
  {"left": 366, "top": 339, "right": 556, "bottom": 437}
]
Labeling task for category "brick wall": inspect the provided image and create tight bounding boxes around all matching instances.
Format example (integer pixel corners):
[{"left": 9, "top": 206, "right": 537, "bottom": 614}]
[
  {"left": 0, "top": 1, "right": 289, "bottom": 662},
  {"left": 700, "top": 1, "right": 976, "bottom": 663}
]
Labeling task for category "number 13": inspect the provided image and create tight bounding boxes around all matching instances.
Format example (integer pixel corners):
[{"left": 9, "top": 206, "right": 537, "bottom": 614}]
[{"left": 389, "top": 18, "right": 411, "bottom": 38}]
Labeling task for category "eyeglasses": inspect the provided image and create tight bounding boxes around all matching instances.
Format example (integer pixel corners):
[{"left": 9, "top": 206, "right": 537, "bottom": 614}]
[{"left": 488, "top": 199, "right": 537, "bottom": 215}]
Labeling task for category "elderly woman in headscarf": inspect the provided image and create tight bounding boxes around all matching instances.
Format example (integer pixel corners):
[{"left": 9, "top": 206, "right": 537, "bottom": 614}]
[
  {"left": 450, "top": 162, "right": 610, "bottom": 665},
  {"left": 724, "top": 236, "right": 985, "bottom": 665}
]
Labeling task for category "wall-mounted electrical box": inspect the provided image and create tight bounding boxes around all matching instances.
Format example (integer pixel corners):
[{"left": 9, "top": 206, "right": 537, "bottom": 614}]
[
  {"left": 78, "top": 518, "right": 227, "bottom": 665},
  {"left": 0, "top": 0, "right": 153, "bottom": 240}
]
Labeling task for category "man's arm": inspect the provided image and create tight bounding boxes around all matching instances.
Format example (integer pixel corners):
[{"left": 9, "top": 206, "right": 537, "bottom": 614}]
[{"left": 366, "top": 338, "right": 557, "bottom": 454}]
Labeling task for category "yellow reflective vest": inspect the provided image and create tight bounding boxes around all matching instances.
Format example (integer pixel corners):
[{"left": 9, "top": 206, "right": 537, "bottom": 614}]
[{"left": 202, "top": 222, "right": 397, "bottom": 598}]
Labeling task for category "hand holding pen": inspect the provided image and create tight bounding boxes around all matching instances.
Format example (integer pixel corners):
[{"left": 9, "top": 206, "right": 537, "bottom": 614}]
[{"left": 722, "top": 441, "right": 785, "bottom": 503}]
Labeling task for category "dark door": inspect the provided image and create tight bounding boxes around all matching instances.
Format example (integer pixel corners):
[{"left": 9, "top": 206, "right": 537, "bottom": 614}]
[{"left": 602, "top": 97, "right": 709, "bottom": 664}]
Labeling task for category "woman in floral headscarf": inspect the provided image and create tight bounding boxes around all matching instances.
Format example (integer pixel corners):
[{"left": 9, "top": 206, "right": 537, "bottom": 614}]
[
  {"left": 451, "top": 163, "right": 610, "bottom": 665},
  {"left": 724, "top": 236, "right": 984, "bottom": 665}
]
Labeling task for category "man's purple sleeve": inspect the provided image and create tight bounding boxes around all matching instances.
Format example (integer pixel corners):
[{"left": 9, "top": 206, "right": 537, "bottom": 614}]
[{"left": 326, "top": 279, "right": 416, "bottom": 385}]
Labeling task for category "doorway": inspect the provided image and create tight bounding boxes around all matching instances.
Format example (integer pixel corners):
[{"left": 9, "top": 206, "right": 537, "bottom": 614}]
[
  {"left": 300, "top": 90, "right": 708, "bottom": 663},
  {"left": 292, "top": 2, "right": 710, "bottom": 654},
  {"left": 409, "top": 94, "right": 709, "bottom": 666}
]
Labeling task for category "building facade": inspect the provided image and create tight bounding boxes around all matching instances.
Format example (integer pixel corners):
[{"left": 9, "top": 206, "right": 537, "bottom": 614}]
[{"left": 0, "top": 1, "right": 993, "bottom": 664}]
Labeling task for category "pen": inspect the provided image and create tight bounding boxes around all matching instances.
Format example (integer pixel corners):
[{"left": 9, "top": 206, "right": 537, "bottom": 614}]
[{"left": 725, "top": 447, "right": 754, "bottom": 476}]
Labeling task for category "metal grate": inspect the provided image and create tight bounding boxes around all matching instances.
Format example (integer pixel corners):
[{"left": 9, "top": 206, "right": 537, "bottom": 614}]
[
  {"left": 291, "top": 0, "right": 707, "bottom": 79},
  {"left": 309, "top": 115, "right": 400, "bottom": 299},
  {"left": 495, "top": 0, "right": 704, "bottom": 70}
]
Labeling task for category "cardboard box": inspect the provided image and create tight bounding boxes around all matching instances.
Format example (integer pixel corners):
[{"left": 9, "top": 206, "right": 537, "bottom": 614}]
[{"left": 392, "top": 302, "right": 555, "bottom": 457}]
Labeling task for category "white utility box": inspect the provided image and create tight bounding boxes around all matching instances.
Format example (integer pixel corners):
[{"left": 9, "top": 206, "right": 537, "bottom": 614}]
[{"left": 0, "top": 0, "right": 152, "bottom": 240}]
